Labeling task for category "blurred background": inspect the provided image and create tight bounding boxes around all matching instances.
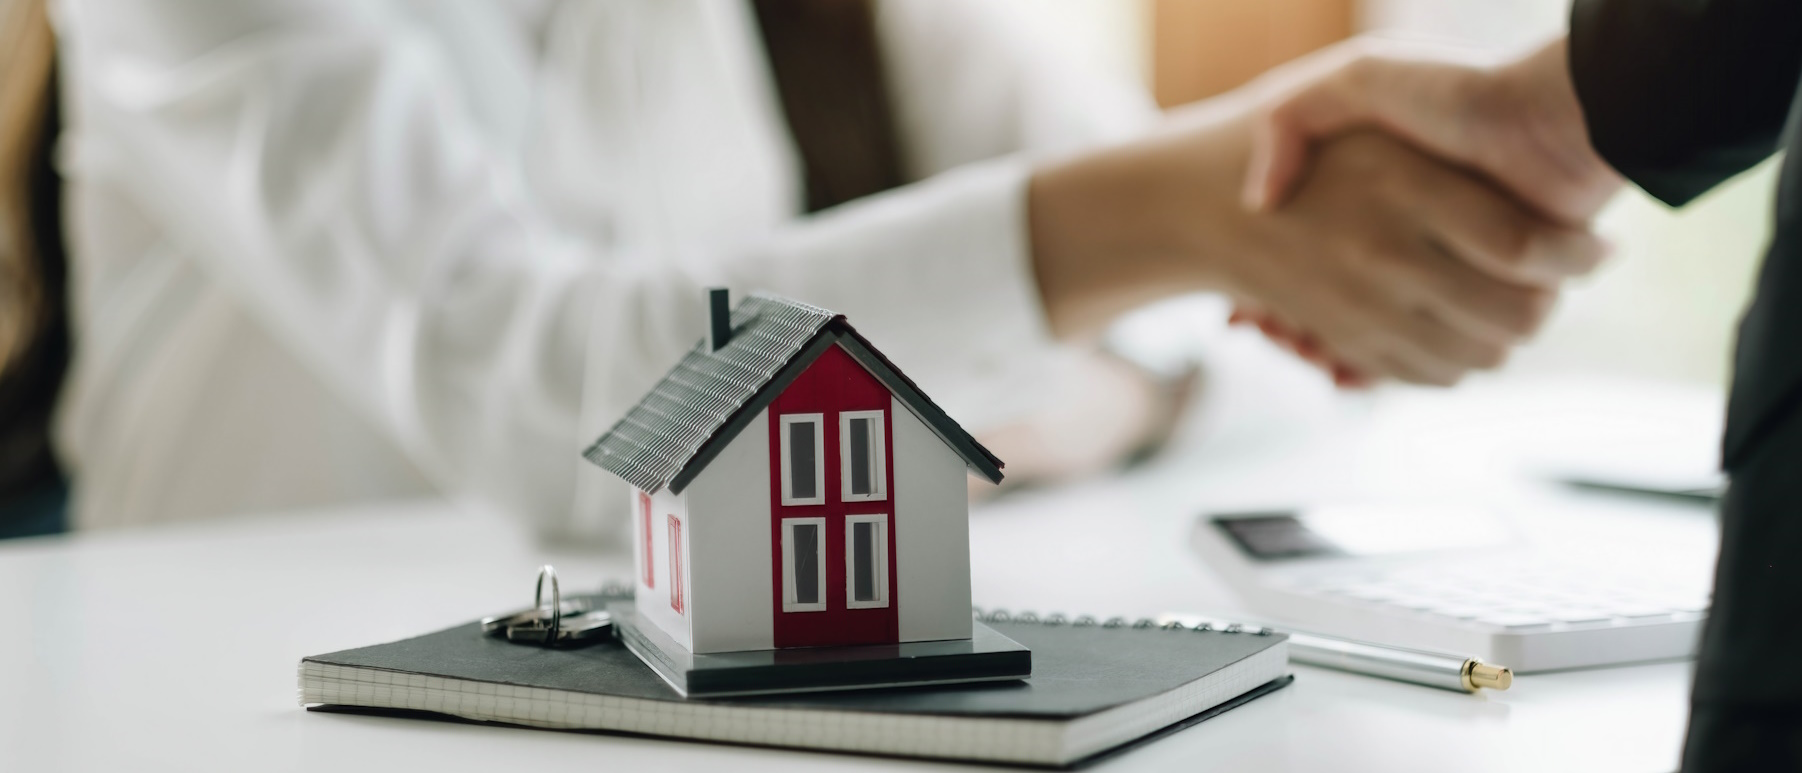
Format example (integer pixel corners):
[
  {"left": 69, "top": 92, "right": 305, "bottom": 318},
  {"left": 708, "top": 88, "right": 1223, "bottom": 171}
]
[{"left": 0, "top": 0, "right": 1764, "bottom": 540}]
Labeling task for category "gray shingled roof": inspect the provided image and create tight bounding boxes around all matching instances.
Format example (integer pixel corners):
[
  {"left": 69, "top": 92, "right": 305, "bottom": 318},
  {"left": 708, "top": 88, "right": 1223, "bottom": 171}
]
[{"left": 583, "top": 293, "right": 1004, "bottom": 495}]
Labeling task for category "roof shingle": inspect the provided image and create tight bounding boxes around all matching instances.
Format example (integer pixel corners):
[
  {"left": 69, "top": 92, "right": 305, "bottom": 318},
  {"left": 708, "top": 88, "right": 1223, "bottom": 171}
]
[{"left": 583, "top": 293, "right": 1002, "bottom": 494}]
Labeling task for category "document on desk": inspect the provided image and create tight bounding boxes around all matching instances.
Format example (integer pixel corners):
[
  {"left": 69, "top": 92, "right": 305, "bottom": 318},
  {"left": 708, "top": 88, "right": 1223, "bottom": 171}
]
[{"left": 299, "top": 596, "right": 1290, "bottom": 768}]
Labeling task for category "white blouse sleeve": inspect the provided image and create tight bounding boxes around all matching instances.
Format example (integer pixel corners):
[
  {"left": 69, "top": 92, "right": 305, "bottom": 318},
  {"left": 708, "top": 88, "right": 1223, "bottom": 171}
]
[{"left": 58, "top": 0, "right": 1154, "bottom": 534}]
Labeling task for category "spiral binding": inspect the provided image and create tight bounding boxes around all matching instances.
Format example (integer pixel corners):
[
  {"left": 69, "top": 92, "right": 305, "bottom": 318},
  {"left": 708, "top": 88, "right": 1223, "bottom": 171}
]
[
  {"left": 972, "top": 608, "right": 1274, "bottom": 636},
  {"left": 597, "top": 580, "right": 634, "bottom": 600}
]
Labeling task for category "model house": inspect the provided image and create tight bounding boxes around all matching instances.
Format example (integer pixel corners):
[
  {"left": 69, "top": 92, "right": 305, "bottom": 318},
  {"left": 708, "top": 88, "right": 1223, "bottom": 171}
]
[{"left": 584, "top": 291, "right": 1005, "bottom": 656}]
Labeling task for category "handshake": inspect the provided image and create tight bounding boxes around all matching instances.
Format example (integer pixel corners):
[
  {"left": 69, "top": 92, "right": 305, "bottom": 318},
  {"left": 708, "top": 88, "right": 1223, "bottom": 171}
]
[{"left": 1029, "top": 36, "right": 1623, "bottom": 388}]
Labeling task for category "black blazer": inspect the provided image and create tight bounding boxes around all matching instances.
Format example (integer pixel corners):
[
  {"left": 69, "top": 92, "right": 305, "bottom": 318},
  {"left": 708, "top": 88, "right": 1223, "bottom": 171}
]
[{"left": 1570, "top": 1, "right": 1802, "bottom": 769}]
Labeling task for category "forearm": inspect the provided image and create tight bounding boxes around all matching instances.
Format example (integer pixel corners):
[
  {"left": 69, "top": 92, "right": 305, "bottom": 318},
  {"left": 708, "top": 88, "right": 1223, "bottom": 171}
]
[
  {"left": 1027, "top": 101, "right": 1258, "bottom": 339},
  {"left": 1482, "top": 38, "right": 1620, "bottom": 224},
  {"left": 725, "top": 157, "right": 1054, "bottom": 395}
]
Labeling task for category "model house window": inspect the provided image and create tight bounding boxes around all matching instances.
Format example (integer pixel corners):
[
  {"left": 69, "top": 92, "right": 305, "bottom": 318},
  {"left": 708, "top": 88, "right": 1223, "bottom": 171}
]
[
  {"left": 779, "top": 413, "right": 825, "bottom": 505},
  {"left": 839, "top": 411, "right": 886, "bottom": 501},
  {"left": 844, "top": 514, "right": 889, "bottom": 608},
  {"left": 668, "top": 515, "right": 684, "bottom": 614},
  {"left": 781, "top": 517, "right": 828, "bottom": 612},
  {"left": 638, "top": 492, "right": 654, "bottom": 588}
]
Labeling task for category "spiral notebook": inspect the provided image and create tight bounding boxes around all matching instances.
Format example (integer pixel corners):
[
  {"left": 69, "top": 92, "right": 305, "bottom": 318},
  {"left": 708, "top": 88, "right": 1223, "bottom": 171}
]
[{"left": 299, "top": 598, "right": 1291, "bottom": 768}]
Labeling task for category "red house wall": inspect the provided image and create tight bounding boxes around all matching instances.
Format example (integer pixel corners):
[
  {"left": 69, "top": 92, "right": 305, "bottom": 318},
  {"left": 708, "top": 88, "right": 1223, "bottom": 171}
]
[{"left": 767, "top": 344, "right": 898, "bottom": 648}]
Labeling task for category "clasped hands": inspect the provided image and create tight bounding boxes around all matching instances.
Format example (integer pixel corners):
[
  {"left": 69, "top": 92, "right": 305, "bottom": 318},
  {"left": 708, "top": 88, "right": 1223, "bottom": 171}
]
[
  {"left": 1233, "top": 37, "right": 1623, "bottom": 386},
  {"left": 1030, "top": 35, "right": 1623, "bottom": 388}
]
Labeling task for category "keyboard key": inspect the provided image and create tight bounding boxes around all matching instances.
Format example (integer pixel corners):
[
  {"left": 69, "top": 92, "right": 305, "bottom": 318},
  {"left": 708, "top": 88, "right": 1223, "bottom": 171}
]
[
  {"left": 1333, "top": 585, "right": 1401, "bottom": 602},
  {"left": 1301, "top": 562, "right": 1709, "bottom": 652},
  {"left": 1603, "top": 605, "right": 1676, "bottom": 619},
  {"left": 1424, "top": 606, "right": 1488, "bottom": 620},
  {"left": 1544, "top": 607, "right": 1613, "bottom": 624},
  {"left": 1476, "top": 614, "right": 1553, "bottom": 630}
]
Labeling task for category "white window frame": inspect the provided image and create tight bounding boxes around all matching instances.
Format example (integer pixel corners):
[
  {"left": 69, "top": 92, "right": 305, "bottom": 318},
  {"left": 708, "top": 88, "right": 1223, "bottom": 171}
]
[
  {"left": 843, "top": 514, "right": 890, "bottom": 609},
  {"left": 838, "top": 410, "right": 887, "bottom": 502},
  {"left": 781, "top": 517, "right": 829, "bottom": 612},
  {"left": 779, "top": 413, "right": 826, "bottom": 506}
]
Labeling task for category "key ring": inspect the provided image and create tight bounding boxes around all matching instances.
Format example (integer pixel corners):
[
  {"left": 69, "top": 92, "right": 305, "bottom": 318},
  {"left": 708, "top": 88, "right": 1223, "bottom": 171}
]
[
  {"left": 533, "top": 565, "right": 561, "bottom": 646},
  {"left": 479, "top": 565, "right": 612, "bottom": 646}
]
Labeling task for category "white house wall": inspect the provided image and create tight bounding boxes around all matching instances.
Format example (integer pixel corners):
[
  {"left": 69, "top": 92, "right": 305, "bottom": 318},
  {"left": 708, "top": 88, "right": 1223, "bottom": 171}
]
[
  {"left": 892, "top": 394, "right": 974, "bottom": 643},
  {"left": 634, "top": 485, "right": 691, "bottom": 650},
  {"left": 684, "top": 407, "right": 775, "bottom": 653}
]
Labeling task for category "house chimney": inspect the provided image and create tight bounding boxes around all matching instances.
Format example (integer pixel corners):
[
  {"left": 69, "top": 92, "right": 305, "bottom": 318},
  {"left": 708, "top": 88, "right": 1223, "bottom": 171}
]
[{"left": 709, "top": 288, "right": 730, "bottom": 351}]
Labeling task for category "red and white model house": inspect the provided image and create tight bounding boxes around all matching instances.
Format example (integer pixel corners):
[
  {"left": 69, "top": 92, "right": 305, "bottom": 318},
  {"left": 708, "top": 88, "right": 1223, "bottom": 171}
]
[{"left": 584, "top": 291, "right": 1007, "bottom": 665}]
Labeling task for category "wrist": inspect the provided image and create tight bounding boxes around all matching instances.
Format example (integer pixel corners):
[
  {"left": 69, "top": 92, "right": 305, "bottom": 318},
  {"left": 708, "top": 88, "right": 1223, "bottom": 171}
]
[
  {"left": 1027, "top": 153, "right": 1193, "bottom": 340},
  {"left": 1487, "top": 36, "right": 1620, "bottom": 222},
  {"left": 1027, "top": 116, "right": 1255, "bottom": 338}
]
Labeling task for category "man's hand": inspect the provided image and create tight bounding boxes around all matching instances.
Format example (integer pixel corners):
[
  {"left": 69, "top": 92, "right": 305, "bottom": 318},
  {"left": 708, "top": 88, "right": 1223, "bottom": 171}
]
[{"left": 1245, "top": 37, "right": 1623, "bottom": 228}]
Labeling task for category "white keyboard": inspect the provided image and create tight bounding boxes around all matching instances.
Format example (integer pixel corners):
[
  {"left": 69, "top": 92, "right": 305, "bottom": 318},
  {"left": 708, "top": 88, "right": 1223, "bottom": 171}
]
[
  {"left": 1191, "top": 510, "right": 1712, "bottom": 672},
  {"left": 1301, "top": 559, "right": 1710, "bottom": 631}
]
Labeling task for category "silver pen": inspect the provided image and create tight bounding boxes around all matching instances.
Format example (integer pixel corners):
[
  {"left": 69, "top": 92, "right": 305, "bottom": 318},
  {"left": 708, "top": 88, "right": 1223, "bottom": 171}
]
[{"left": 1159, "top": 613, "right": 1513, "bottom": 693}]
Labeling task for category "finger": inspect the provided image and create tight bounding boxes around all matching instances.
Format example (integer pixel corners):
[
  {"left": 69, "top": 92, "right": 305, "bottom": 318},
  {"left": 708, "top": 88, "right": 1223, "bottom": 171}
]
[
  {"left": 1373, "top": 330, "right": 1469, "bottom": 387},
  {"left": 1312, "top": 337, "right": 1380, "bottom": 388},
  {"left": 1376, "top": 352, "right": 1450, "bottom": 387},
  {"left": 1332, "top": 364, "right": 1373, "bottom": 389},
  {"left": 1304, "top": 314, "right": 1414, "bottom": 385},
  {"left": 1323, "top": 299, "right": 1493, "bottom": 385},
  {"left": 1390, "top": 153, "right": 1610, "bottom": 286},
  {"left": 1316, "top": 348, "right": 1375, "bottom": 388},
  {"left": 1244, "top": 114, "right": 1315, "bottom": 212},
  {"left": 1393, "top": 305, "right": 1512, "bottom": 373},
  {"left": 1254, "top": 316, "right": 1320, "bottom": 356},
  {"left": 1391, "top": 238, "right": 1558, "bottom": 343},
  {"left": 1243, "top": 57, "right": 1380, "bottom": 211},
  {"left": 1362, "top": 272, "right": 1520, "bottom": 372},
  {"left": 1448, "top": 223, "right": 1610, "bottom": 288},
  {"left": 1301, "top": 346, "right": 1359, "bottom": 380},
  {"left": 1291, "top": 332, "right": 1332, "bottom": 365},
  {"left": 1240, "top": 308, "right": 1347, "bottom": 375},
  {"left": 1258, "top": 274, "right": 1477, "bottom": 386}
]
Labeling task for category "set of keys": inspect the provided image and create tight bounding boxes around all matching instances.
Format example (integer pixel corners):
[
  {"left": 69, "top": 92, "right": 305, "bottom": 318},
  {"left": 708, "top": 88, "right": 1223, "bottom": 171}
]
[{"left": 480, "top": 565, "right": 614, "bottom": 647}]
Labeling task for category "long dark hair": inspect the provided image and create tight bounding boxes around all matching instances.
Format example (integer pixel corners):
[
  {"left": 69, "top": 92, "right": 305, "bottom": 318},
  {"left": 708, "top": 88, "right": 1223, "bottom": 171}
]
[{"left": 0, "top": 0, "right": 69, "bottom": 504}]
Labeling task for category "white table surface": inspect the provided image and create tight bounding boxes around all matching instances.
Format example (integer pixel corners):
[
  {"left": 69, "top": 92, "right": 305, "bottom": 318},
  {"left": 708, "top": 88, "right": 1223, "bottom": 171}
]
[{"left": 0, "top": 377, "right": 1722, "bottom": 772}]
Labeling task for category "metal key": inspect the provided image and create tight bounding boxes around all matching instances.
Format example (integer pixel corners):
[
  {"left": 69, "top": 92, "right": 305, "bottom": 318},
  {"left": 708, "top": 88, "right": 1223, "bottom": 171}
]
[
  {"left": 480, "top": 600, "right": 592, "bottom": 634},
  {"left": 482, "top": 565, "right": 613, "bottom": 647},
  {"left": 504, "top": 609, "right": 613, "bottom": 644}
]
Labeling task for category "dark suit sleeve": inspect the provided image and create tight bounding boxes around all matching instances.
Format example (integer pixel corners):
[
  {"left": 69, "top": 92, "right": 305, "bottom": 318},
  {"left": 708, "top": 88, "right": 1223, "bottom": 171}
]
[{"left": 1569, "top": 0, "right": 1802, "bottom": 207}]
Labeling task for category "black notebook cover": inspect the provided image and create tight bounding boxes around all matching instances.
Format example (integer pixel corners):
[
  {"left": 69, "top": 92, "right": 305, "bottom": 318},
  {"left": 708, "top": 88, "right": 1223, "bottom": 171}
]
[{"left": 302, "top": 597, "right": 1291, "bottom": 768}]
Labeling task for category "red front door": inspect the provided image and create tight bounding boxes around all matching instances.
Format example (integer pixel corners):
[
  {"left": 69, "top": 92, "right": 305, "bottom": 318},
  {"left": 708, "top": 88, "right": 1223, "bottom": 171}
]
[{"left": 768, "top": 344, "right": 898, "bottom": 648}]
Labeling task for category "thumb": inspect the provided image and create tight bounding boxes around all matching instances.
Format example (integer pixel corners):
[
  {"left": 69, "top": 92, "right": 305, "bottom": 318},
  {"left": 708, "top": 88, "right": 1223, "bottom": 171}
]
[
  {"left": 1240, "top": 65, "right": 1372, "bottom": 212},
  {"left": 1242, "top": 110, "right": 1314, "bottom": 212}
]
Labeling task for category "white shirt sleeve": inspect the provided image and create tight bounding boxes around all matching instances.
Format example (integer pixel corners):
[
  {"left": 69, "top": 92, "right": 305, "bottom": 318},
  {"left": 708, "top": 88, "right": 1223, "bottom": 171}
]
[{"left": 57, "top": 0, "right": 1157, "bottom": 534}]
